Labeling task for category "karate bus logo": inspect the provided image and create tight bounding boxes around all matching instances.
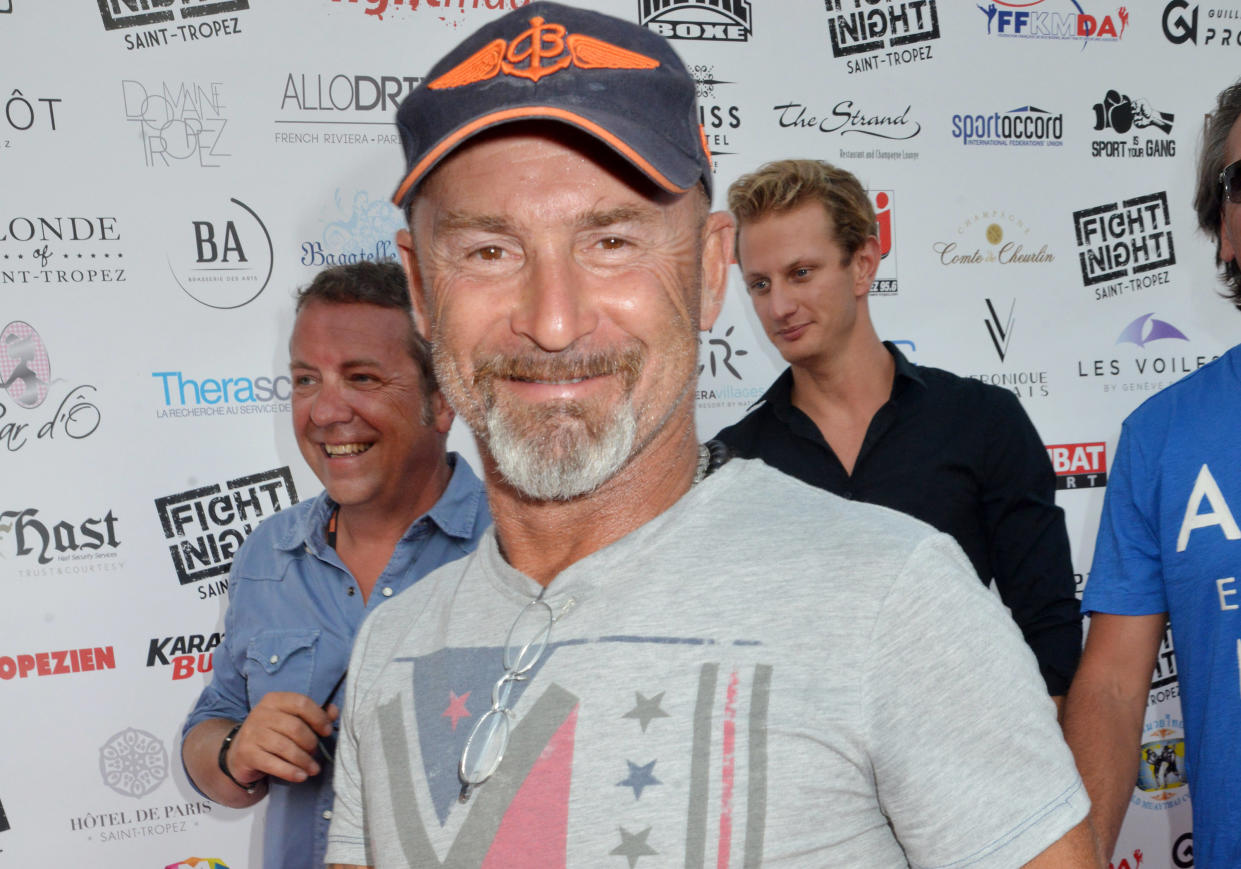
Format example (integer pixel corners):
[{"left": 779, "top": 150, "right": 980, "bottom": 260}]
[
  {"left": 0, "top": 320, "right": 50, "bottom": 409},
  {"left": 99, "top": 728, "right": 169, "bottom": 798}
]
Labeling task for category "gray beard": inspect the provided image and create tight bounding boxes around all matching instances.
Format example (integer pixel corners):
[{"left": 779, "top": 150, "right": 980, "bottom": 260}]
[{"left": 484, "top": 399, "right": 638, "bottom": 501}]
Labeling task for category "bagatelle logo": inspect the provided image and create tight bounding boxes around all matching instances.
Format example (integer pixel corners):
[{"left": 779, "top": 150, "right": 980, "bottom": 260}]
[
  {"left": 1131, "top": 716, "right": 1189, "bottom": 811},
  {"left": 0, "top": 507, "right": 122, "bottom": 577},
  {"left": 0, "top": 321, "right": 103, "bottom": 454},
  {"left": 822, "top": 0, "right": 939, "bottom": 73},
  {"left": 0, "top": 645, "right": 117, "bottom": 681},
  {"left": 1072, "top": 192, "right": 1175, "bottom": 297},
  {"left": 691, "top": 65, "right": 742, "bottom": 165},
  {"left": 967, "top": 299, "right": 1050, "bottom": 398},
  {"left": 164, "top": 197, "right": 272, "bottom": 309},
  {"left": 167, "top": 860, "right": 230, "bottom": 869},
  {"left": 1163, "top": 0, "right": 1241, "bottom": 46},
  {"left": 275, "top": 73, "right": 419, "bottom": 147},
  {"left": 1091, "top": 89, "right": 1175, "bottom": 159},
  {"left": 146, "top": 632, "right": 221, "bottom": 681},
  {"left": 154, "top": 467, "right": 298, "bottom": 598},
  {"left": 978, "top": 1, "right": 1128, "bottom": 44},
  {"left": 0, "top": 215, "right": 126, "bottom": 286},
  {"left": 96, "top": 0, "right": 248, "bottom": 51},
  {"left": 1045, "top": 442, "right": 1107, "bottom": 489},
  {"left": 951, "top": 106, "right": 1064, "bottom": 148},
  {"left": 933, "top": 210, "right": 1055, "bottom": 266},
  {"left": 329, "top": 0, "right": 531, "bottom": 23},
  {"left": 122, "top": 81, "right": 229, "bottom": 167},
  {"left": 870, "top": 190, "right": 897, "bottom": 295},
  {"left": 639, "top": 0, "right": 751, "bottom": 42},
  {"left": 1076, "top": 312, "right": 1215, "bottom": 395},
  {"left": 1150, "top": 624, "right": 1179, "bottom": 706},
  {"left": 776, "top": 99, "right": 922, "bottom": 163},
  {"left": 152, "top": 370, "right": 291, "bottom": 418},
  {"left": 302, "top": 189, "right": 403, "bottom": 268}
]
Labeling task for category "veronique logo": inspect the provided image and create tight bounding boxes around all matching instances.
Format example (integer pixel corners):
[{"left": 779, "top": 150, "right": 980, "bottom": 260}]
[
  {"left": 1072, "top": 192, "right": 1176, "bottom": 295},
  {"left": 639, "top": 0, "right": 752, "bottom": 42},
  {"left": 164, "top": 197, "right": 273, "bottom": 309},
  {"left": 96, "top": 0, "right": 248, "bottom": 50},
  {"left": 984, "top": 299, "right": 1015, "bottom": 361},
  {"left": 823, "top": 0, "right": 939, "bottom": 73},
  {"left": 154, "top": 467, "right": 298, "bottom": 597}
]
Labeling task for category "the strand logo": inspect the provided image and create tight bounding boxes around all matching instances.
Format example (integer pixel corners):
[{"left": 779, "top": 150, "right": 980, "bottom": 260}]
[
  {"left": 0, "top": 646, "right": 117, "bottom": 681},
  {"left": 97, "top": 0, "right": 248, "bottom": 50},
  {"left": 1072, "top": 192, "right": 1175, "bottom": 296},
  {"left": 147, "top": 633, "right": 221, "bottom": 680},
  {"left": 640, "top": 0, "right": 752, "bottom": 42},
  {"left": 154, "top": 468, "right": 298, "bottom": 597},
  {"left": 824, "top": 0, "right": 940, "bottom": 73},
  {"left": 1046, "top": 442, "right": 1107, "bottom": 489}
]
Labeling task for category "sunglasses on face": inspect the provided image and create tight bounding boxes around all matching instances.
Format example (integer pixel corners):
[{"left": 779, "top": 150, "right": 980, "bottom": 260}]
[{"left": 1221, "top": 159, "right": 1241, "bottom": 204}]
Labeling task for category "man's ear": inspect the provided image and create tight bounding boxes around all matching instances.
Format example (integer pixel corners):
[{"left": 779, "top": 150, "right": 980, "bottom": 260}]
[
  {"left": 699, "top": 210, "right": 735, "bottom": 331},
  {"left": 397, "top": 228, "right": 431, "bottom": 336},
  {"left": 429, "top": 388, "right": 455, "bottom": 436},
  {"left": 851, "top": 235, "right": 881, "bottom": 298}
]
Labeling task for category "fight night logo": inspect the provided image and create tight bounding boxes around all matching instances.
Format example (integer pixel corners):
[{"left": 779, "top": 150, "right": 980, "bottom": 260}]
[
  {"left": 96, "top": 0, "right": 248, "bottom": 51},
  {"left": 1072, "top": 192, "right": 1175, "bottom": 299},
  {"left": 823, "top": 0, "right": 940, "bottom": 74}
]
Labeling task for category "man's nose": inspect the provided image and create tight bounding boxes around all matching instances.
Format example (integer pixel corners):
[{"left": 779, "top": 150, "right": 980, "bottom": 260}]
[
  {"left": 509, "top": 252, "right": 599, "bottom": 352},
  {"left": 769, "top": 282, "right": 798, "bottom": 319},
  {"left": 308, "top": 378, "right": 353, "bottom": 427}
]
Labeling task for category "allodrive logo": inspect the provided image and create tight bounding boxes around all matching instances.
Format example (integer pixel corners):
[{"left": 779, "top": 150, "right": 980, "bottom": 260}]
[
  {"left": 0, "top": 321, "right": 103, "bottom": 454},
  {"left": 164, "top": 197, "right": 273, "bottom": 309},
  {"left": 870, "top": 190, "right": 898, "bottom": 295},
  {"left": 1091, "top": 89, "right": 1176, "bottom": 159},
  {"left": 1072, "top": 192, "right": 1175, "bottom": 296},
  {"left": 152, "top": 370, "right": 291, "bottom": 419},
  {"left": 146, "top": 632, "right": 221, "bottom": 680},
  {"left": 1133, "top": 720, "right": 1188, "bottom": 807},
  {"left": 0, "top": 645, "right": 117, "bottom": 681},
  {"left": 154, "top": 467, "right": 298, "bottom": 597},
  {"left": 0, "top": 215, "right": 126, "bottom": 286},
  {"left": 96, "top": 0, "right": 248, "bottom": 51},
  {"left": 823, "top": 0, "right": 939, "bottom": 74},
  {"left": 276, "top": 73, "right": 419, "bottom": 148},
  {"left": 1149, "top": 624, "right": 1179, "bottom": 706},
  {"left": 774, "top": 99, "right": 922, "bottom": 155},
  {"left": 122, "top": 81, "right": 229, "bottom": 167},
  {"left": 166, "top": 860, "right": 230, "bottom": 869},
  {"left": 329, "top": 0, "right": 531, "bottom": 23},
  {"left": 1046, "top": 442, "right": 1107, "bottom": 489},
  {"left": 978, "top": 1, "right": 1128, "bottom": 43},
  {"left": 950, "top": 106, "right": 1064, "bottom": 147},
  {"left": 0, "top": 507, "right": 121, "bottom": 568},
  {"left": 691, "top": 65, "right": 742, "bottom": 164},
  {"left": 99, "top": 728, "right": 168, "bottom": 798},
  {"left": 640, "top": 0, "right": 752, "bottom": 42},
  {"left": 1163, "top": 0, "right": 1241, "bottom": 46},
  {"left": 301, "top": 189, "right": 403, "bottom": 268},
  {"left": 933, "top": 210, "right": 1056, "bottom": 266}
]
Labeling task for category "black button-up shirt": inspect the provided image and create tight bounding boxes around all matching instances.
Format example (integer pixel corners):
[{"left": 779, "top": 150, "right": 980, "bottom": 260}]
[{"left": 715, "top": 343, "right": 1080, "bottom": 694}]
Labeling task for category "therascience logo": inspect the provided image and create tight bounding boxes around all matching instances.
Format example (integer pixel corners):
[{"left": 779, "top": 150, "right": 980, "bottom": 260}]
[
  {"left": 639, "top": 0, "right": 752, "bottom": 42},
  {"left": 154, "top": 468, "right": 297, "bottom": 598},
  {"left": 152, "top": 370, "right": 291, "bottom": 418},
  {"left": 1072, "top": 192, "right": 1175, "bottom": 297}
]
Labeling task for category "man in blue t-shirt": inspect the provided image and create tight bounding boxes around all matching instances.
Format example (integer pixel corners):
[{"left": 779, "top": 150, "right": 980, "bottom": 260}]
[{"left": 1063, "top": 77, "right": 1241, "bottom": 868}]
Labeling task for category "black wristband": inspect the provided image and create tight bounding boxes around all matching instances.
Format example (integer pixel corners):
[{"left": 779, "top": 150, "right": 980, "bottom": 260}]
[{"left": 218, "top": 722, "right": 262, "bottom": 793}]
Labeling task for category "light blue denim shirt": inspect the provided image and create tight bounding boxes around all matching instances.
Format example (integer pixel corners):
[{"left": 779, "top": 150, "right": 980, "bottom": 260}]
[{"left": 182, "top": 453, "right": 489, "bottom": 869}]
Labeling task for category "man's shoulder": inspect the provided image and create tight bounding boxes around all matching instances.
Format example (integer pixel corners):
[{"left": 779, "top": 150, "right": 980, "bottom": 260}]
[
  {"left": 910, "top": 359, "right": 1021, "bottom": 408},
  {"left": 1123, "top": 342, "right": 1241, "bottom": 436},
  {"left": 231, "top": 492, "right": 325, "bottom": 568}
]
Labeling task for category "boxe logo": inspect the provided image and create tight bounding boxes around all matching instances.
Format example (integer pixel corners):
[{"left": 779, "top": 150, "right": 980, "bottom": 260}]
[
  {"left": 1072, "top": 192, "right": 1175, "bottom": 293},
  {"left": 639, "top": 0, "right": 752, "bottom": 42},
  {"left": 1045, "top": 442, "right": 1107, "bottom": 489},
  {"left": 154, "top": 467, "right": 297, "bottom": 596}
]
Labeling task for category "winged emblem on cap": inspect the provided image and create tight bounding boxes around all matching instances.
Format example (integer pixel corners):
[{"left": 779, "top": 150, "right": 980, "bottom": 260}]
[{"left": 429, "top": 16, "right": 659, "bottom": 90}]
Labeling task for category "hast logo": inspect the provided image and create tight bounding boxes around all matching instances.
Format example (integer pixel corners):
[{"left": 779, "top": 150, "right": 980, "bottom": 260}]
[
  {"left": 121, "top": 81, "right": 229, "bottom": 167},
  {"left": 1072, "top": 192, "right": 1175, "bottom": 295},
  {"left": 165, "top": 198, "right": 273, "bottom": 309},
  {"left": 1045, "top": 442, "right": 1107, "bottom": 489},
  {"left": 870, "top": 190, "right": 898, "bottom": 294},
  {"left": 99, "top": 728, "right": 169, "bottom": 799},
  {"left": 984, "top": 299, "right": 1014, "bottom": 361},
  {"left": 639, "top": 0, "right": 752, "bottom": 42},
  {"left": 153, "top": 467, "right": 298, "bottom": 596},
  {"left": 96, "top": 0, "right": 248, "bottom": 50},
  {"left": 823, "top": 0, "right": 939, "bottom": 73}
]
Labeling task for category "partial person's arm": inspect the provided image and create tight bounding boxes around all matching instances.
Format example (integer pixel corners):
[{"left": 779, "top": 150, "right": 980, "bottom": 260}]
[
  {"left": 182, "top": 692, "right": 337, "bottom": 807},
  {"left": 1062, "top": 612, "right": 1166, "bottom": 861},
  {"left": 1022, "top": 819, "right": 1100, "bottom": 867}
]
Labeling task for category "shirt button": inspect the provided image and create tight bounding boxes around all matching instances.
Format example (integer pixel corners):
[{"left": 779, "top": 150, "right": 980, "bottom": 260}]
[
  {"left": 322, "top": 809, "right": 333, "bottom": 820},
  {"left": 382, "top": 587, "right": 394, "bottom": 597},
  {"left": 269, "top": 654, "right": 279, "bottom": 664},
  {"left": 346, "top": 586, "right": 355, "bottom": 596}
]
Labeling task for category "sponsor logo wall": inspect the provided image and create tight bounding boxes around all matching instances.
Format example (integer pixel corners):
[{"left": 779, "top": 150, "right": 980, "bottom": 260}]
[{"left": 3, "top": 1, "right": 1234, "bottom": 865}]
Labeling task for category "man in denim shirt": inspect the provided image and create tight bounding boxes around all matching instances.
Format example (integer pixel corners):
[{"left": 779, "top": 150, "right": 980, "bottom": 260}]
[{"left": 181, "top": 261, "right": 490, "bottom": 869}]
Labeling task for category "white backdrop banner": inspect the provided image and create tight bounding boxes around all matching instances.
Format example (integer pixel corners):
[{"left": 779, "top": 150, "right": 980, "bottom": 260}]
[{"left": 0, "top": 1, "right": 1231, "bottom": 867}]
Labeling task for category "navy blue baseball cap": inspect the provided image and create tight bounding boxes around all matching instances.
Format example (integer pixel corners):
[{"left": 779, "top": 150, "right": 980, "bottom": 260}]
[{"left": 391, "top": 1, "right": 713, "bottom": 209}]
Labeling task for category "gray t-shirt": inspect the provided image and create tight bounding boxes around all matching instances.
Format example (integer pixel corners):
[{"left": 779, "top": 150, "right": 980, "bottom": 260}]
[{"left": 327, "top": 459, "right": 1087, "bottom": 867}]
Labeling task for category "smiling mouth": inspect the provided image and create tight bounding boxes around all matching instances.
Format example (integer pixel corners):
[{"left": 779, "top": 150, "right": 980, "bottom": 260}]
[{"left": 323, "top": 443, "right": 372, "bottom": 457}]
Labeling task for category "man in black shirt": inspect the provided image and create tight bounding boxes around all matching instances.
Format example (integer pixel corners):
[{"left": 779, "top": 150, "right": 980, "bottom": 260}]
[{"left": 715, "top": 159, "right": 1080, "bottom": 708}]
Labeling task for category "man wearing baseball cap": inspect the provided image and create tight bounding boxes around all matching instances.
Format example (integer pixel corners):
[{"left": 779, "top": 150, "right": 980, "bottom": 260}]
[{"left": 326, "top": 4, "right": 1096, "bottom": 866}]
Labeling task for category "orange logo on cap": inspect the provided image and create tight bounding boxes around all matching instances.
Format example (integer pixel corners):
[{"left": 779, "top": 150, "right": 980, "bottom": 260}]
[{"left": 429, "top": 15, "right": 660, "bottom": 90}]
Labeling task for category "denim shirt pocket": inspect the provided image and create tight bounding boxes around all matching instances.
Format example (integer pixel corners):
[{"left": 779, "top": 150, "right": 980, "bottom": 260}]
[{"left": 244, "top": 628, "right": 320, "bottom": 707}]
